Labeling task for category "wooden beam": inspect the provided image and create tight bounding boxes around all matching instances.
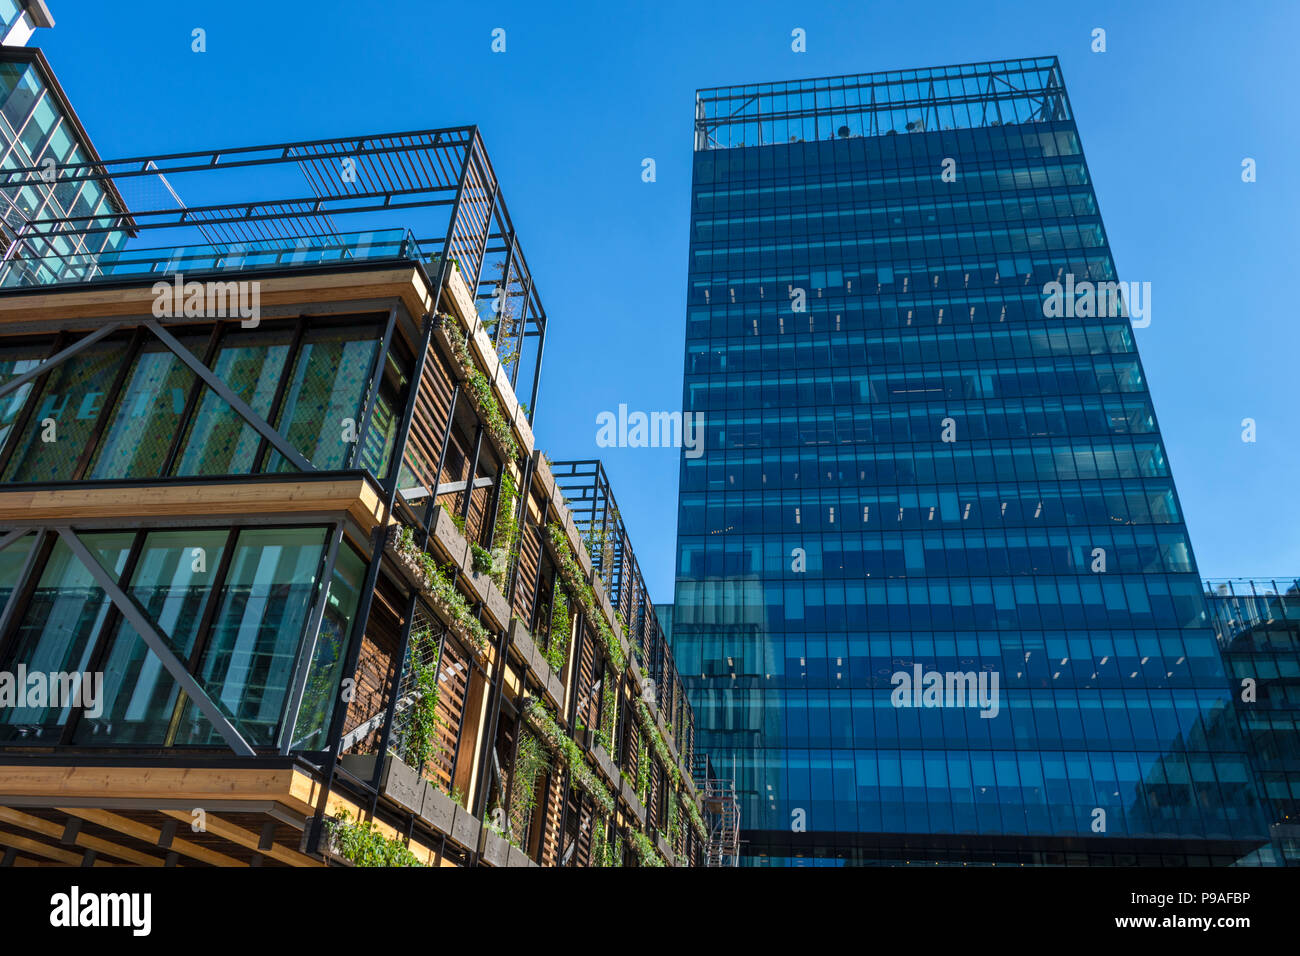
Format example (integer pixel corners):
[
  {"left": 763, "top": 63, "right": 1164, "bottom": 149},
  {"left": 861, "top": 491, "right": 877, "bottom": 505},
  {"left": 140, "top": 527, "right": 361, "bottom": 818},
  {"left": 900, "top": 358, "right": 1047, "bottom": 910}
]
[
  {"left": 0, "top": 268, "right": 430, "bottom": 330},
  {"left": 0, "top": 807, "right": 167, "bottom": 867},
  {"left": 0, "top": 478, "right": 387, "bottom": 531},
  {"left": 160, "top": 810, "right": 322, "bottom": 867},
  {"left": 57, "top": 808, "right": 242, "bottom": 868},
  {"left": 0, "top": 829, "right": 115, "bottom": 866},
  {"left": 0, "top": 765, "right": 321, "bottom": 814}
]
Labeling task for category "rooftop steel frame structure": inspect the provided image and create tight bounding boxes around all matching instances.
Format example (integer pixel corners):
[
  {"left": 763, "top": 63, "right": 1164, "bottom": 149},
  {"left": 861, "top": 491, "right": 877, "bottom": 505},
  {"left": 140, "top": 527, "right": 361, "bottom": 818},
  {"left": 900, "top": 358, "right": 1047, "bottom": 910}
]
[
  {"left": 0, "top": 124, "right": 549, "bottom": 413},
  {"left": 551, "top": 458, "right": 695, "bottom": 760},
  {"left": 694, "top": 56, "right": 1071, "bottom": 150}
]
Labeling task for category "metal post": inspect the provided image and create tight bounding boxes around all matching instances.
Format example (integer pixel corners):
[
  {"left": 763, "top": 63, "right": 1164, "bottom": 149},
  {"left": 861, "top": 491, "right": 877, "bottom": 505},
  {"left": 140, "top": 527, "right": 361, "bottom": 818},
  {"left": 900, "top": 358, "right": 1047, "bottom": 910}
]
[
  {"left": 459, "top": 424, "right": 484, "bottom": 527},
  {"left": 420, "top": 383, "right": 459, "bottom": 548},
  {"left": 306, "top": 524, "right": 387, "bottom": 853},
  {"left": 471, "top": 608, "right": 509, "bottom": 863},
  {"left": 350, "top": 303, "right": 400, "bottom": 469},
  {"left": 526, "top": 305, "right": 545, "bottom": 424},
  {"left": 368, "top": 589, "right": 421, "bottom": 814},
  {"left": 504, "top": 454, "right": 534, "bottom": 602}
]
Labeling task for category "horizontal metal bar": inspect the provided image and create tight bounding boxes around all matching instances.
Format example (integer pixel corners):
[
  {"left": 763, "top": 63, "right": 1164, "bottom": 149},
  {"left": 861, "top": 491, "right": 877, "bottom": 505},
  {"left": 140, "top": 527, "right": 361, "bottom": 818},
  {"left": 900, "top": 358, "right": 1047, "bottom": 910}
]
[{"left": 399, "top": 476, "right": 492, "bottom": 502}]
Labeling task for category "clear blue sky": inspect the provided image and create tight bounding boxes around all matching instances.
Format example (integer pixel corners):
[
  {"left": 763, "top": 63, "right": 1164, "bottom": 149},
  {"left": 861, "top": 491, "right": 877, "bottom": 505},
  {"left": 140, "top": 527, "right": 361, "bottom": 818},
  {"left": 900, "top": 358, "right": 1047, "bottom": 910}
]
[{"left": 39, "top": 0, "right": 1300, "bottom": 600}]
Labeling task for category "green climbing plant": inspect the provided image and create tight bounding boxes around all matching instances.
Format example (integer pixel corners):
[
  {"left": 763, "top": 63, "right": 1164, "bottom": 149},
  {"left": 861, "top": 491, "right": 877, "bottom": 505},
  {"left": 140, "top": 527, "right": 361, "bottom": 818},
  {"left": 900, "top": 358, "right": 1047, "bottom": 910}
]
[
  {"left": 523, "top": 699, "right": 614, "bottom": 816},
  {"left": 326, "top": 810, "right": 425, "bottom": 867},
  {"left": 547, "top": 521, "right": 625, "bottom": 672},
  {"left": 507, "top": 730, "right": 549, "bottom": 847},
  {"left": 439, "top": 313, "right": 518, "bottom": 458},
  {"left": 596, "top": 679, "right": 616, "bottom": 754},
  {"left": 394, "top": 525, "right": 489, "bottom": 655},
  {"left": 403, "top": 626, "right": 442, "bottom": 776},
  {"left": 544, "top": 590, "right": 571, "bottom": 673}
]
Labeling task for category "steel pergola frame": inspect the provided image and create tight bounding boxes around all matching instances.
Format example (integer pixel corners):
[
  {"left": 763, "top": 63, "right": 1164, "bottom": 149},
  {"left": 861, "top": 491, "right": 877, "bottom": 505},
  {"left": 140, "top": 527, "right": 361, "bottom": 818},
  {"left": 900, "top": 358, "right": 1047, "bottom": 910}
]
[
  {"left": 0, "top": 124, "right": 550, "bottom": 412},
  {"left": 550, "top": 459, "right": 696, "bottom": 766}
]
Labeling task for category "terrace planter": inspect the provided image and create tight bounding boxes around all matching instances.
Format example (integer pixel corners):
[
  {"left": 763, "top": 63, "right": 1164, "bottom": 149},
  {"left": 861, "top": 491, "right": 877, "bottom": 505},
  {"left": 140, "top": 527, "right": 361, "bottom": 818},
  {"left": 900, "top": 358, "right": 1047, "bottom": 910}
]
[
  {"left": 566, "top": 515, "right": 592, "bottom": 576},
  {"left": 337, "top": 754, "right": 424, "bottom": 816},
  {"left": 451, "top": 804, "right": 481, "bottom": 849},
  {"left": 547, "top": 669, "right": 566, "bottom": 707},
  {"left": 657, "top": 713, "right": 674, "bottom": 751},
  {"left": 467, "top": 566, "right": 511, "bottom": 631},
  {"left": 511, "top": 619, "right": 566, "bottom": 707},
  {"left": 482, "top": 830, "right": 510, "bottom": 867},
  {"left": 532, "top": 449, "right": 555, "bottom": 498},
  {"left": 427, "top": 592, "right": 490, "bottom": 664},
  {"left": 595, "top": 583, "right": 616, "bottom": 631},
  {"left": 420, "top": 784, "right": 458, "bottom": 835},
  {"left": 510, "top": 618, "right": 538, "bottom": 663},
  {"left": 431, "top": 505, "right": 471, "bottom": 568},
  {"left": 512, "top": 402, "right": 534, "bottom": 452},
  {"left": 620, "top": 779, "right": 646, "bottom": 824},
  {"left": 506, "top": 845, "right": 537, "bottom": 868},
  {"left": 657, "top": 834, "right": 675, "bottom": 866},
  {"left": 591, "top": 744, "right": 618, "bottom": 787}
]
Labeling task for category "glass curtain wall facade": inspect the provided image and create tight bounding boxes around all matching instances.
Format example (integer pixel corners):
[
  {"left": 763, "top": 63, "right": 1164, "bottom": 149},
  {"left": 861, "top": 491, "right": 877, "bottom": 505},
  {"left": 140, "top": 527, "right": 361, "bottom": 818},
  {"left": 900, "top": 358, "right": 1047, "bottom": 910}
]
[
  {"left": 0, "top": 310, "right": 401, "bottom": 750},
  {"left": 0, "top": 313, "right": 409, "bottom": 485},
  {"left": 0, "top": 524, "right": 365, "bottom": 748},
  {"left": 1206, "top": 579, "right": 1300, "bottom": 865},
  {"left": 0, "top": 48, "right": 129, "bottom": 283},
  {"left": 671, "top": 58, "right": 1273, "bottom": 865}
]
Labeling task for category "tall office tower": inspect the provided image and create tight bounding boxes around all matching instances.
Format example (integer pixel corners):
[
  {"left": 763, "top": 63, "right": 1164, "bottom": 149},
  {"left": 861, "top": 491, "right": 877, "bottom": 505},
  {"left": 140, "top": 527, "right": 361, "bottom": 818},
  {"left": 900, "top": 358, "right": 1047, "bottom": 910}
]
[
  {"left": 671, "top": 58, "right": 1274, "bottom": 865},
  {"left": 1205, "top": 578, "right": 1300, "bottom": 866}
]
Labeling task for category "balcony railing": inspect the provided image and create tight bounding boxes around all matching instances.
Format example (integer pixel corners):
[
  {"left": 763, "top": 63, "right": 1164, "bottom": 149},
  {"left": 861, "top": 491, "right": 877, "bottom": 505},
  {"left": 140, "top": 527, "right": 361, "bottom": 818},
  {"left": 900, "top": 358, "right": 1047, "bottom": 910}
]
[{"left": 0, "top": 228, "right": 421, "bottom": 289}]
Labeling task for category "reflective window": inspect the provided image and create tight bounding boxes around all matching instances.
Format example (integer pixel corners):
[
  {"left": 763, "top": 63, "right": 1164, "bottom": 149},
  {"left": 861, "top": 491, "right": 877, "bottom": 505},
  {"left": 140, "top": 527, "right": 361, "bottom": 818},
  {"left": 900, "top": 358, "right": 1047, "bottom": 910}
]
[
  {"left": 269, "top": 326, "right": 380, "bottom": 471},
  {"left": 73, "top": 530, "right": 229, "bottom": 745},
  {"left": 0, "top": 533, "right": 132, "bottom": 740},
  {"left": 289, "top": 540, "right": 366, "bottom": 750},
  {"left": 88, "top": 336, "right": 203, "bottom": 479},
  {"left": 176, "top": 527, "right": 328, "bottom": 746},
  {"left": 171, "top": 326, "right": 291, "bottom": 477},
  {"left": 1, "top": 341, "right": 124, "bottom": 482}
]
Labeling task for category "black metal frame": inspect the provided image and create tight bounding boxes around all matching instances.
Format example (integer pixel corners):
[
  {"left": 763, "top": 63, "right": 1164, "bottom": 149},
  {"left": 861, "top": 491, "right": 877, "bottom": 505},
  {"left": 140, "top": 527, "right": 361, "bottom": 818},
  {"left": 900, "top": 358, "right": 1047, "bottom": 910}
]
[
  {"left": 0, "top": 125, "right": 549, "bottom": 423},
  {"left": 551, "top": 459, "right": 696, "bottom": 769}
]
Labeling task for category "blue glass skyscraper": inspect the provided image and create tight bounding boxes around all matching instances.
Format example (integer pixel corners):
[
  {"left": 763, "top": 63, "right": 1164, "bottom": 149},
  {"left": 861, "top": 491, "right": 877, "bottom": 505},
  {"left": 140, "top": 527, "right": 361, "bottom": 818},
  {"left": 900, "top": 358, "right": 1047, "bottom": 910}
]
[{"left": 670, "top": 58, "right": 1273, "bottom": 865}]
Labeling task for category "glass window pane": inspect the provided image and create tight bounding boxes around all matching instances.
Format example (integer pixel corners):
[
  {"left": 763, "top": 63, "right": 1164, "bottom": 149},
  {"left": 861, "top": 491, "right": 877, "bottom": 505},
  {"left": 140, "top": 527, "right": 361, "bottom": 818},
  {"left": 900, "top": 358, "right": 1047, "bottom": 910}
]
[
  {"left": 171, "top": 326, "right": 291, "bottom": 477},
  {"left": 73, "top": 529, "right": 228, "bottom": 745},
  {"left": 0, "top": 61, "right": 40, "bottom": 134},
  {"left": 0, "top": 533, "right": 133, "bottom": 740},
  {"left": 289, "top": 540, "right": 366, "bottom": 750},
  {"left": 1, "top": 341, "right": 125, "bottom": 483},
  {"left": 0, "top": 340, "right": 47, "bottom": 450},
  {"left": 175, "top": 526, "right": 327, "bottom": 747},
  {"left": 0, "top": 531, "right": 35, "bottom": 613},
  {"left": 357, "top": 349, "right": 410, "bottom": 480},
  {"left": 88, "top": 336, "right": 203, "bottom": 479},
  {"left": 268, "top": 326, "right": 380, "bottom": 472}
]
